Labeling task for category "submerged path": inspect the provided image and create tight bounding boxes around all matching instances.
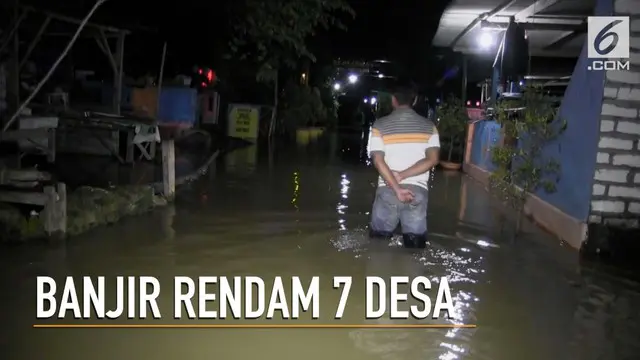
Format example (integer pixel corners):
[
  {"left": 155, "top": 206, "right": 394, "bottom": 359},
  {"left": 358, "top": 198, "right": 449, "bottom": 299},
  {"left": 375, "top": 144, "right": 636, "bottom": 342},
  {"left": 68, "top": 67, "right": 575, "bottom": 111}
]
[{"left": 1, "top": 133, "right": 640, "bottom": 360}]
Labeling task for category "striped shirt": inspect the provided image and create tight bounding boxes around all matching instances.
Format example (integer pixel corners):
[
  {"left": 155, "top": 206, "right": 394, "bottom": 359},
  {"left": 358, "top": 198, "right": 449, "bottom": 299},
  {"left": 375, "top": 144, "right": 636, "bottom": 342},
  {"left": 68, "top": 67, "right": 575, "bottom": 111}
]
[{"left": 367, "top": 107, "right": 440, "bottom": 190}]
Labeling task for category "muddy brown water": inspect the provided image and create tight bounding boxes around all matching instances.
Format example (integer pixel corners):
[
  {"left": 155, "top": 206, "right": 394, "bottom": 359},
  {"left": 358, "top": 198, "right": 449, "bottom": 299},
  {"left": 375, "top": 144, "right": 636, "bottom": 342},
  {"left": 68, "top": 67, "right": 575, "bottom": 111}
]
[{"left": 1, "top": 134, "right": 640, "bottom": 360}]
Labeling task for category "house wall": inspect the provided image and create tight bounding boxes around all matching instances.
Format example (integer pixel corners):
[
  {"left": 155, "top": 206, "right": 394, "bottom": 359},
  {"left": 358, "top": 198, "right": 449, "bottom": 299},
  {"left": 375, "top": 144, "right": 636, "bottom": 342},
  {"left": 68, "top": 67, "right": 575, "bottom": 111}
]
[{"left": 588, "top": 0, "right": 640, "bottom": 227}]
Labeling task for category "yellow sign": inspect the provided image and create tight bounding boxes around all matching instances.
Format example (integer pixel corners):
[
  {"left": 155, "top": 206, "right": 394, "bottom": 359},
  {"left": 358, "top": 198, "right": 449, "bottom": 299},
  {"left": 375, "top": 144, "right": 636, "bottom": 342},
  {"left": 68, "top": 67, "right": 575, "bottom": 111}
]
[{"left": 228, "top": 104, "right": 259, "bottom": 140}]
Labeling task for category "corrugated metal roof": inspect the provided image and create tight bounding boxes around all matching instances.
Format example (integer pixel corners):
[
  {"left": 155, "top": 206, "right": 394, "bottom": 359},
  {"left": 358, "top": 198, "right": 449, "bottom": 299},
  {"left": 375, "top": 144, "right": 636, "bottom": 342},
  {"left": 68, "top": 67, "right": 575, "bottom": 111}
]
[{"left": 433, "top": 0, "right": 595, "bottom": 57}]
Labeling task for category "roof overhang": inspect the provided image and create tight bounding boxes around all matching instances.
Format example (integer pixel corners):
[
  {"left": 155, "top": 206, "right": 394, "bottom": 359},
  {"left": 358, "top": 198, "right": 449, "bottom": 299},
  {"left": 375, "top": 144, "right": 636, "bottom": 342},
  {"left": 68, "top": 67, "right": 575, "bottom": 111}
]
[{"left": 433, "top": 0, "right": 595, "bottom": 58}]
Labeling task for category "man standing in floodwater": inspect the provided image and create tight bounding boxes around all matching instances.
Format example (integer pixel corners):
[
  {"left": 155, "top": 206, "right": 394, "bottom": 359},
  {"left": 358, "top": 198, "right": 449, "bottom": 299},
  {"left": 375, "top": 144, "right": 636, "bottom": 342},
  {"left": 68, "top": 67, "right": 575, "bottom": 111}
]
[{"left": 367, "top": 84, "right": 440, "bottom": 248}]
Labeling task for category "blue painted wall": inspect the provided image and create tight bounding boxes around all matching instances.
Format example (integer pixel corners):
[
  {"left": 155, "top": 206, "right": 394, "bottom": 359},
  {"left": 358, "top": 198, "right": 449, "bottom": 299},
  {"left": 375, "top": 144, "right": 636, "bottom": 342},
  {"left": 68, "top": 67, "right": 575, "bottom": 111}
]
[{"left": 533, "top": 0, "right": 613, "bottom": 222}]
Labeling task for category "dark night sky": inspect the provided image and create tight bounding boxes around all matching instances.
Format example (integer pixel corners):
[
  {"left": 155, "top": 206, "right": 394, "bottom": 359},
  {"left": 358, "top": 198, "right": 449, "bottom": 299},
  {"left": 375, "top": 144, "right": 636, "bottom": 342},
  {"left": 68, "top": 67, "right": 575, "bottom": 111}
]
[
  {"left": 327, "top": 0, "right": 453, "bottom": 60},
  {"left": 12, "top": 0, "right": 579, "bottom": 98},
  {"left": 15, "top": 0, "right": 453, "bottom": 75},
  {"left": 6, "top": 0, "right": 579, "bottom": 92}
]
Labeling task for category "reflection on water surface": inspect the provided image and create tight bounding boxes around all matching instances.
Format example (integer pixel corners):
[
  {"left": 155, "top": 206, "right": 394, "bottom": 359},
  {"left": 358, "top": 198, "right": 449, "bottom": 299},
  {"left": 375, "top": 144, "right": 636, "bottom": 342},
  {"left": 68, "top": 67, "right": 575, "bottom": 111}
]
[{"left": 1, "top": 134, "right": 640, "bottom": 360}]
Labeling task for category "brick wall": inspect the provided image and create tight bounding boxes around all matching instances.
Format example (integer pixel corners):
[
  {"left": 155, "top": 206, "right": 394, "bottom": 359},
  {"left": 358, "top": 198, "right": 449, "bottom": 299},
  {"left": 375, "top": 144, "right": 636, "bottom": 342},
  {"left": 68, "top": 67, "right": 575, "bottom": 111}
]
[{"left": 590, "top": 5, "right": 640, "bottom": 226}]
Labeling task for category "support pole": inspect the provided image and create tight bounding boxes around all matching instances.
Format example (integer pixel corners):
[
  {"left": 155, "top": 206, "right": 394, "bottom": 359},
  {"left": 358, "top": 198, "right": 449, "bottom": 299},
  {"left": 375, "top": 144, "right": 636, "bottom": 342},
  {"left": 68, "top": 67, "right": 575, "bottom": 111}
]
[
  {"left": 94, "top": 30, "right": 117, "bottom": 74},
  {"left": 113, "top": 31, "right": 125, "bottom": 115},
  {"left": 0, "top": 7, "right": 27, "bottom": 55},
  {"left": 56, "top": 182, "right": 67, "bottom": 235},
  {"left": 491, "top": 65, "right": 500, "bottom": 107},
  {"left": 268, "top": 72, "right": 278, "bottom": 138},
  {"left": 490, "top": 33, "right": 505, "bottom": 108},
  {"left": 156, "top": 42, "right": 167, "bottom": 118},
  {"left": 461, "top": 54, "right": 468, "bottom": 104},
  {"left": 161, "top": 139, "right": 175, "bottom": 200},
  {"left": 151, "top": 42, "right": 167, "bottom": 160},
  {"left": 41, "top": 182, "right": 66, "bottom": 237}
]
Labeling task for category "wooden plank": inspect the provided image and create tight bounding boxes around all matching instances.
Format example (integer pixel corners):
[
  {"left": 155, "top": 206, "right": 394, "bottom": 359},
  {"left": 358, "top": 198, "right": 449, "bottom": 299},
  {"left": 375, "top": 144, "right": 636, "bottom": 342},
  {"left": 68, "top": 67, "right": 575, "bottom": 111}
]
[
  {"left": 3, "top": 180, "right": 39, "bottom": 188},
  {"left": 136, "top": 142, "right": 152, "bottom": 161},
  {"left": 0, "top": 190, "right": 47, "bottom": 206},
  {"left": 0, "top": 128, "right": 52, "bottom": 142},
  {"left": 0, "top": 168, "right": 51, "bottom": 183}
]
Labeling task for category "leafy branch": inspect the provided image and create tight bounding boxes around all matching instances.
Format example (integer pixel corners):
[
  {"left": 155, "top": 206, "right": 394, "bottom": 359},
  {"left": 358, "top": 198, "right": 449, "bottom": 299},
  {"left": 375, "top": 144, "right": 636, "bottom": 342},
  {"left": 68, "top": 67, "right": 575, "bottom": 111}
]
[
  {"left": 489, "top": 85, "right": 567, "bottom": 233},
  {"left": 226, "top": 0, "right": 355, "bottom": 82}
]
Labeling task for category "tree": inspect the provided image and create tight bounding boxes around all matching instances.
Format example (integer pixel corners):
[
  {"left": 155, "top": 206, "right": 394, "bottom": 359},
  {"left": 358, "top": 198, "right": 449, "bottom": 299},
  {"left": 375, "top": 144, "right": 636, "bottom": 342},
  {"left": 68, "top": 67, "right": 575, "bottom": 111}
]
[
  {"left": 437, "top": 95, "right": 467, "bottom": 163},
  {"left": 489, "top": 86, "right": 567, "bottom": 234},
  {"left": 280, "top": 81, "right": 335, "bottom": 134},
  {"left": 226, "top": 0, "right": 354, "bottom": 137}
]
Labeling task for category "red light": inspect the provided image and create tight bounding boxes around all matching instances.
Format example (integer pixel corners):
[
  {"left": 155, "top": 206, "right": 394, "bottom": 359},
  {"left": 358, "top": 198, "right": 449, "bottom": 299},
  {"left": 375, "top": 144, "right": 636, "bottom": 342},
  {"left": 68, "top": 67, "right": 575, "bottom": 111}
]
[
  {"left": 206, "top": 70, "right": 213, "bottom": 82},
  {"left": 466, "top": 101, "right": 471, "bottom": 106},
  {"left": 198, "top": 69, "right": 203, "bottom": 74},
  {"left": 475, "top": 101, "right": 480, "bottom": 107},
  {"left": 201, "top": 82, "right": 207, "bottom": 87}
]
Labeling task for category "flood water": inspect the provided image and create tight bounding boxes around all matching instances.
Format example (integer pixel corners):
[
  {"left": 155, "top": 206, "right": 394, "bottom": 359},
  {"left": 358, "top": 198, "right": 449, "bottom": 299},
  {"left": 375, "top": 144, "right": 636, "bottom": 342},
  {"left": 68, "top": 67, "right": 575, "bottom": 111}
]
[{"left": 2, "top": 132, "right": 640, "bottom": 360}]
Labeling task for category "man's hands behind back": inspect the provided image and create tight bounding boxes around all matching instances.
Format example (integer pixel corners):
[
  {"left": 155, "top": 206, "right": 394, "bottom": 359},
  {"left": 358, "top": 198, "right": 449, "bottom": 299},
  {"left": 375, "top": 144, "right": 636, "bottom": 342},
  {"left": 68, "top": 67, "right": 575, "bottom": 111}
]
[
  {"left": 386, "top": 171, "right": 413, "bottom": 202},
  {"left": 395, "top": 187, "right": 414, "bottom": 203}
]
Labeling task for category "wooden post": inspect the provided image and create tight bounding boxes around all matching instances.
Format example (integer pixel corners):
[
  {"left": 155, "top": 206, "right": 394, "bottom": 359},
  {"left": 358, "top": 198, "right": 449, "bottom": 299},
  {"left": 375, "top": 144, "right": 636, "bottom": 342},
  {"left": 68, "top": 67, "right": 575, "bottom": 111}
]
[
  {"left": 42, "top": 185, "right": 56, "bottom": 234},
  {"left": 56, "top": 182, "right": 67, "bottom": 235},
  {"left": 161, "top": 139, "right": 175, "bottom": 199},
  {"left": 40, "top": 183, "right": 67, "bottom": 237},
  {"left": 153, "top": 42, "right": 167, "bottom": 161}
]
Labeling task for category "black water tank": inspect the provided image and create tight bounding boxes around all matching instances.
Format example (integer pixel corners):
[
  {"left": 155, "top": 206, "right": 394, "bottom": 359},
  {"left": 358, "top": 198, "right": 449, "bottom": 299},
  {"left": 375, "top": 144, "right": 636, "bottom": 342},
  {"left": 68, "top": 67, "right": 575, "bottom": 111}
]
[{"left": 502, "top": 22, "right": 529, "bottom": 79}]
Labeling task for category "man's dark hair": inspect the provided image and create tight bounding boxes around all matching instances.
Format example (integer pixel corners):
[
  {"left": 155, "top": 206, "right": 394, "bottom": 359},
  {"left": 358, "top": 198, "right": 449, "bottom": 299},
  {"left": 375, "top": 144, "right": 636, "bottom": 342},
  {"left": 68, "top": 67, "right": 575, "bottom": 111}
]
[{"left": 391, "top": 82, "right": 416, "bottom": 106}]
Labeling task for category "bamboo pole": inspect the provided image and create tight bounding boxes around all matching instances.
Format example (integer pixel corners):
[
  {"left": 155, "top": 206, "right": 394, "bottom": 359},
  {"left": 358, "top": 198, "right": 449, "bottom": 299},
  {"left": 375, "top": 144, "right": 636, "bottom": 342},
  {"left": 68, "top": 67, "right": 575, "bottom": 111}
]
[
  {"left": 155, "top": 42, "right": 167, "bottom": 117},
  {"left": 2, "top": 0, "right": 109, "bottom": 132}
]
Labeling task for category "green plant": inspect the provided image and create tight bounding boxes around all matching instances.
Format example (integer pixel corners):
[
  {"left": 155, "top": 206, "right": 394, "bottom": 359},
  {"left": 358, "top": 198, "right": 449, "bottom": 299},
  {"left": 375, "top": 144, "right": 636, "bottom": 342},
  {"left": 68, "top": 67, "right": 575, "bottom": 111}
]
[
  {"left": 281, "top": 83, "right": 335, "bottom": 132},
  {"left": 489, "top": 86, "right": 567, "bottom": 233},
  {"left": 437, "top": 95, "right": 468, "bottom": 162}
]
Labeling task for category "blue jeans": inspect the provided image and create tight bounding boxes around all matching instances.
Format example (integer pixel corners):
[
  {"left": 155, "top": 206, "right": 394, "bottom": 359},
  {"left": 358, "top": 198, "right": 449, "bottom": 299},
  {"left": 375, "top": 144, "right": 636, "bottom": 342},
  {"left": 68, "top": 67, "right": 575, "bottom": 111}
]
[{"left": 369, "top": 184, "right": 428, "bottom": 248}]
